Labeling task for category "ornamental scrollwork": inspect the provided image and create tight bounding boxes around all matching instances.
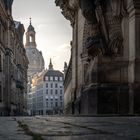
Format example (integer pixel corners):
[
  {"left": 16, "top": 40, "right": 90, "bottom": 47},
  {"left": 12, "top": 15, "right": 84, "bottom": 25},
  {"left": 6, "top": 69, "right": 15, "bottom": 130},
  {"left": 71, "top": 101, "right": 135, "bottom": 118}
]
[{"left": 80, "top": 0, "right": 127, "bottom": 58}]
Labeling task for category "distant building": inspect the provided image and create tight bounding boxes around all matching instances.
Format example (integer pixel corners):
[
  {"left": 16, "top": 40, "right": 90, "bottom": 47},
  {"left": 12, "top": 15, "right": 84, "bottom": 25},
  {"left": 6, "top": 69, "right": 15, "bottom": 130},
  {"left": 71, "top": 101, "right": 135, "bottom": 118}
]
[
  {"left": 25, "top": 22, "right": 64, "bottom": 115},
  {"left": 27, "top": 60, "right": 64, "bottom": 115},
  {"left": 25, "top": 19, "right": 44, "bottom": 78},
  {"left": 0, "top": 0, "right": 28, "bottom": 116}
]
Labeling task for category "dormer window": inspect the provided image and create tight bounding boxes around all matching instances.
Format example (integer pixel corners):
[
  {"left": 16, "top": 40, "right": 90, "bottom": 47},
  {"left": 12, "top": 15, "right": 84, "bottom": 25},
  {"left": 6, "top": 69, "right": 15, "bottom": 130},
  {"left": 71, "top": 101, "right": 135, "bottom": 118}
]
[
  {"left": 50, "top": 76, "right": 53, "bottom": 81},
  {"left": 55, "top": 76, "right": 58, "bottom": 81},
  {"left": 59, "top": 77, "right": 63, "bottom": 81},
  {"left": 45, "top": 76, "right": 48, "bottom": 81}
]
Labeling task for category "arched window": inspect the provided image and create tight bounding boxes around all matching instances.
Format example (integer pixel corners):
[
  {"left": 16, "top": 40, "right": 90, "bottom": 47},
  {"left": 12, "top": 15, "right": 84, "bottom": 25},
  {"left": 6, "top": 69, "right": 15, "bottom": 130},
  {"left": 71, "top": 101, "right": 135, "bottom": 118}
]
[{"left": 29, "top": 35, "right": 33, "bottom": 42}]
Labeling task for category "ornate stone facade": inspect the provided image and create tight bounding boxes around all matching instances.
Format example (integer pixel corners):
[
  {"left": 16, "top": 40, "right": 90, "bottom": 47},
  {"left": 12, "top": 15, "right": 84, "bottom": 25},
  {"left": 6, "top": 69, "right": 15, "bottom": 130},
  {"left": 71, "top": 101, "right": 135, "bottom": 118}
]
[
  {"left": 56, "top": 0, "right": 140, "bottom": 115},
  {"left": 25, "top": 21, "right": 44, "bottom": 78},
  {"left": 27, "top": 60, "right": 64, "bottom": 116},
  {"left": 0, "top": 0, "right": 29, "bottom": 115}
]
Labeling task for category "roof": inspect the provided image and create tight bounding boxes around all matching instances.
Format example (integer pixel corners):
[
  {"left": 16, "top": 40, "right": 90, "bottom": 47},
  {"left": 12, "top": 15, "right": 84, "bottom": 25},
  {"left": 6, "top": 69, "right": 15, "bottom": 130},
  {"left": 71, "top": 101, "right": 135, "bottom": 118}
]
[
  {"left": 43, "top": 69, "right": 63, "bottom": 81},
  {"left": 14, "top": 21, "right": 20, "bottom": 29},
  {"left": 28, "top": 24, "right": 35, "bottom": 31},
  {"left": 45, "top": 70, "right": 63, "bottom": 77}
]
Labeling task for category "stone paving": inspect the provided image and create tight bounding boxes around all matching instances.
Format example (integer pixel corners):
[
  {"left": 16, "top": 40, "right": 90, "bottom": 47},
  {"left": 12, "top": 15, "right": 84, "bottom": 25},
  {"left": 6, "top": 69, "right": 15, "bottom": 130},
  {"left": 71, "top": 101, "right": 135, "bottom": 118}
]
[
  {"left": 0, "top": 117, "right": 32, "bottom": 140},
  {"left": 0, "top": 116, "right": 140, "bottom": 140}
]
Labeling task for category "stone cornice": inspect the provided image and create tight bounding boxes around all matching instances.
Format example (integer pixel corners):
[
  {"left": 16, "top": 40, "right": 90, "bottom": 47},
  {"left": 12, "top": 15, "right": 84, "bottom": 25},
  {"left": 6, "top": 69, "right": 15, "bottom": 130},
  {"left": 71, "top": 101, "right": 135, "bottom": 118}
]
[{"left": 55, "top": 0, "right": 78, "bottom": 26}]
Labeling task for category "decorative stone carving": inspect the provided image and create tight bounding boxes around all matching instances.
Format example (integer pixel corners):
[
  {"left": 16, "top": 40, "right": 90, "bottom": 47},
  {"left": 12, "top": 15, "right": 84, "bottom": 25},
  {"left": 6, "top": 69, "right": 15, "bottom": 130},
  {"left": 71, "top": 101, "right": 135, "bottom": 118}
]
[
  {"left": 80, "top": 0, "right": 127, "bottom": 58},
  {"left": 68, "top": 0, "right": 79, "bottom": 10},
  {"left": 80, "top": 0, "right": 105, "bottom": 57},
  {"left": 80, "top": 0, "right": 127, "bottom": 85},
  {"left": 55, "top": 0, "right": 76, "bottom": 26},
  {"left": 102, "top": 0, "right": 127, "bottom": 56},
  {"left": 80, "top": 0, "right": 97, "bottom": 24}
]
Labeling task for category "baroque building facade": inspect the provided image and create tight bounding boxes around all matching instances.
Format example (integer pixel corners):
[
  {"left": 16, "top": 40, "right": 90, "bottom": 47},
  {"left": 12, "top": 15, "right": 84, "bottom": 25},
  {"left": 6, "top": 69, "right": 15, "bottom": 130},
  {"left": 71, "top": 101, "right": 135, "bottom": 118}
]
[
  {"left": 25, "top": 22, "right": 64, "bottom": 115},
  {"left": 27, "top": 60, "right": 64, "bottom": 115},
  {"left": 0, "top": 0, "right": 28, "bottom": 115},
  {"left": 25, "top": 20, "right": 44, "bottom": 78},
  {"left": 56, "top": 0, "right": 140, "bottom": 115}
]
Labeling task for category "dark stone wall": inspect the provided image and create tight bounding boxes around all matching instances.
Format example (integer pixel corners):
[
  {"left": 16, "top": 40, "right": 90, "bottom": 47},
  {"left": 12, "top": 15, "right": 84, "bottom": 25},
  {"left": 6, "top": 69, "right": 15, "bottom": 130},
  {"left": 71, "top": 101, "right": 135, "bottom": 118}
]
[
  {"left": 97, "top": 85, "right": 129, "bottom": 114},
  {"left": 76, "top": 84, "right": 130, "bottom": 115},
  {"left": 80, "top": 86, "right": 98, "bottom": 114},
  {"left": 134, "top": 85, "right": 140, "bottom": 114}
]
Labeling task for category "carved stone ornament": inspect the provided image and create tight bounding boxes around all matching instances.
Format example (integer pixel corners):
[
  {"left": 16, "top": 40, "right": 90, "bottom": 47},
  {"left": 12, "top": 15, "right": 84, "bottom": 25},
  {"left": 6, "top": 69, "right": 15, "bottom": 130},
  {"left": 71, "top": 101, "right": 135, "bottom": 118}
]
[
  {"left": 80, "top": 0, "right": 98, "bottom": 24},
  {"left": 68, "top": 0, "right": 79, "bottom": 10},
  {"left": 103, "top": 0, "right": 126, "bottom": 56},
  {"left": 80, "top": 0, "right": 104, "bottom": 57},
  {"left": 80, "top": 0, "right": 127, "bottom": 58},
  {"left": 80, "top": 0, "right": 127, "bottom": 85},
  {"left": 55, "top": 0, "right": 76, "bottom": 26}
]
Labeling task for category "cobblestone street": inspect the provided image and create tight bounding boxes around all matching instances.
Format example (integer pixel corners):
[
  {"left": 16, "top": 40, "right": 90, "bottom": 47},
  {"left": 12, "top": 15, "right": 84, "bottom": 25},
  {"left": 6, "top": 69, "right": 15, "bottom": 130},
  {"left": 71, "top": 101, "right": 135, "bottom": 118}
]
[{"left": 0, "top": 116, "right": 140, "bottom": 140}]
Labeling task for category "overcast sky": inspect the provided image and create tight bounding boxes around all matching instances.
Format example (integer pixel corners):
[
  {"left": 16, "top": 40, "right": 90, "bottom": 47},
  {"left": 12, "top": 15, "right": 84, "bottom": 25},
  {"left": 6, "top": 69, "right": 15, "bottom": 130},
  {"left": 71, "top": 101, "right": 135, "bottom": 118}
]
[{"left": 12, "top": 0, "right": 72, "bottom": 71}]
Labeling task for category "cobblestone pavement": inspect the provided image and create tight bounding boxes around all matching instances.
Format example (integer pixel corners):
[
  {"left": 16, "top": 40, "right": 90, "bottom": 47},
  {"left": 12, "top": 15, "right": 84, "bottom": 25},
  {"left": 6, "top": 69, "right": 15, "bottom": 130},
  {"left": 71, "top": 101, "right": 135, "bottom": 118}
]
[
  {"left": 0, "top": 117, "right": 32, "bottom": 140},
  {"left": 0, "top": 116, "right": 140, "bottom": 140}
]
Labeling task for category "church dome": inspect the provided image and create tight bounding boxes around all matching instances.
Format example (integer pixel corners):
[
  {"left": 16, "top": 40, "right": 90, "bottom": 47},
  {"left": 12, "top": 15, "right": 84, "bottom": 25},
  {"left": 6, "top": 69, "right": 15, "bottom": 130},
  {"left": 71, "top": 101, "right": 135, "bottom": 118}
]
[
  {"left": 26, "top": 47, "right": 44, "bottom": 76},
  {"left": 25, "top": 20, "right": 44, "bottom": 77}
]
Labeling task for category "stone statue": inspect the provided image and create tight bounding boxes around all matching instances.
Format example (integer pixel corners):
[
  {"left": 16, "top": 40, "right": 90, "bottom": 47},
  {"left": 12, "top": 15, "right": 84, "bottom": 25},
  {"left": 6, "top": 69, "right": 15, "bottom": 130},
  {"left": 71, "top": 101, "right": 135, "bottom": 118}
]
[
  {"left": 80, "top": 0, "right": 105, "bottom": 58},
  {"left": 79, "top": 0, "right": 97, "bottom": 24},
  {"left": 80, "top": 0, "right": 127, "bottom": 85},
  {"left": 80, "top": 0, "right": 127, "bottom": 57}
]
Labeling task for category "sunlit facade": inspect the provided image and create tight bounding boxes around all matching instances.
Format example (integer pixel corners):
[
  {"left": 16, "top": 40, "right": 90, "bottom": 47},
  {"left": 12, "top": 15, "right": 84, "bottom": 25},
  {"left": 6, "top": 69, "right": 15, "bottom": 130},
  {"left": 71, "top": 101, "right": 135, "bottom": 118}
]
[{"left": 27, "top": 60, "right": 64, "bottom": 116}]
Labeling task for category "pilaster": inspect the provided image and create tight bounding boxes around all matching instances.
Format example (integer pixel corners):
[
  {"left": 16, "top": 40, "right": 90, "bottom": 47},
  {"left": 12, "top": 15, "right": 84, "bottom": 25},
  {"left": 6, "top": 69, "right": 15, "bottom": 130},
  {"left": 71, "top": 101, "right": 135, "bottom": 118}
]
[{"left": 127, "top": 0, "right": 140, "bottom": 114}]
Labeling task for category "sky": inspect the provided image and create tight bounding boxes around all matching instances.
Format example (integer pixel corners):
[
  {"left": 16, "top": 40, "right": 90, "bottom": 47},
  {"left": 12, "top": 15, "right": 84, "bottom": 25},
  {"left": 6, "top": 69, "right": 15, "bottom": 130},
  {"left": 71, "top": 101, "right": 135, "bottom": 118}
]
[{"left": 12, "top": 0, "right": 72, "bottom": 71}]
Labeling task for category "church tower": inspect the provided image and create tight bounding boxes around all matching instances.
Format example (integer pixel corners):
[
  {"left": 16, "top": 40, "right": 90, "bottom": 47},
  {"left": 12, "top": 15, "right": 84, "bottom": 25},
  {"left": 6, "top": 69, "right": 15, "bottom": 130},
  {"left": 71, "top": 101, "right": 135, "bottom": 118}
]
[
  {"left": 48, "top": 58, "right": 53, "bottom": 70},
  {"left": 25, "top": 19, "right": 45, "bottom": 77},
  {"left": 25, "top": 18, "right": 36, "bottom": 48}
]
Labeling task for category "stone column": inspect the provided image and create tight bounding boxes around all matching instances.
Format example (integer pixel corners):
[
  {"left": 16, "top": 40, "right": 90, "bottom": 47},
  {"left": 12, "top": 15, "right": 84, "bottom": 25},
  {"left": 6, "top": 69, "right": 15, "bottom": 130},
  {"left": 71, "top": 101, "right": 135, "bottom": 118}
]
[{"left": 128, "top": 0, "right": 140, "bottom": 114}]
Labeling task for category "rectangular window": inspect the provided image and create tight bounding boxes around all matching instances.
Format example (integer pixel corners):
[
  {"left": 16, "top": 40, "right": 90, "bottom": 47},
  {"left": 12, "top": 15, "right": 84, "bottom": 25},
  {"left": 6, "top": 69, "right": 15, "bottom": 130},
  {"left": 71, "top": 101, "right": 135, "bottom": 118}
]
[
  {"left": 51, "top": 83, "right": 53, "bottom": 88},
  {"left": 50, "top": 76, "right": 53, "bottom": 81},
  {"left": 50, "top": 89, "right": 53, "bottom": 94},
  {"left": 60, "top": 102, "right": 63, "bottom": 107},
  {"left": 46, "top": 89, "right": 48, "bottom": 94},
  {"left": 55, "top": 102, "right": 58, "bottom": 107},
  {"left": 55, "top": 77, "right": 58, "bottom": 81},
  {"left": 51, "top": 102, "right": 53, "bottom": 108},
  {"left": 59, "top": 77, "right": 63, "bottom": 81},
  {"left": 45, "top": 76, "right": 48, "bottom": 81},
  {"left": 46, "top": 102, "right": 48, "bottom": 107},
  {"left": 46, "top": 83, "right": 48, "bottom": 88},
  {"left": 60, "top": 96, "right": 62, "bottom": 100},
  {"left": 55, "top": 83, "right": 58, "bottom": 88},
  {"left": 60, "top": 90, "right": 62, "bottom": 94},
  {"left": 60, "top": 84, "right": 63, "bottom": 88},
  {"left": 55, "top": 90, "right": 58, "bottom": 94}
]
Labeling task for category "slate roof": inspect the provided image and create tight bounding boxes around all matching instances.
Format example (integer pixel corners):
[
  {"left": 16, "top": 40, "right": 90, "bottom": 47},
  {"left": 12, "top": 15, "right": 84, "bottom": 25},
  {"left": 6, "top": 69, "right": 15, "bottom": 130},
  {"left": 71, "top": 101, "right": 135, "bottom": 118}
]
[
  {"left": 28, "top": 24, "right": 34, "bottom": 31},
  {"left": 44, "top": 70, "right": 63, "bottom": 77}
]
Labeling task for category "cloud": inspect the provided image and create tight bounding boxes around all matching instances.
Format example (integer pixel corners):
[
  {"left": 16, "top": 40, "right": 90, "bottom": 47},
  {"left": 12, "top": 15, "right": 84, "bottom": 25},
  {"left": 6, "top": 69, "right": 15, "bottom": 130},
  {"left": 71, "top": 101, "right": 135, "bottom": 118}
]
[{"left": 13, "top": 0, "right": 72, "bottom": 71}]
